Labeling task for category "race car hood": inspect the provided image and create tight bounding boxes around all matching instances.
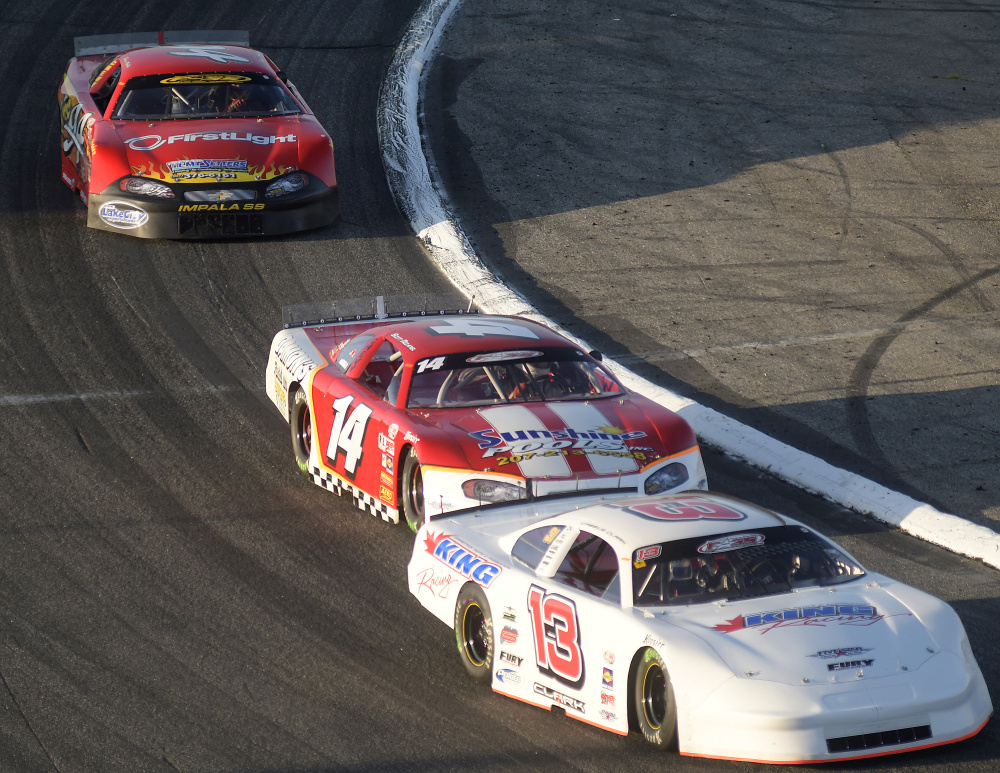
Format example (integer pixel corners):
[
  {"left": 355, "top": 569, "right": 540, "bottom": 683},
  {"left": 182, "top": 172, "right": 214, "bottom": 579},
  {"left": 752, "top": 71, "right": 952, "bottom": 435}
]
[
  {"left": 113, "top": 116, "right": 320, "bottom": 182},
  {"left": 659, "top": 585, "right": 939, "bottom": 686},
  {"left": 416, "top": 399, "right": 693, "bottom": 479}
]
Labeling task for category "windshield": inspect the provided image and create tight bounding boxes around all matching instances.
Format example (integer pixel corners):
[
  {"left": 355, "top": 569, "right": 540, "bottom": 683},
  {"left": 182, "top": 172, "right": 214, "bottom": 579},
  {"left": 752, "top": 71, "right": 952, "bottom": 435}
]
[
  {"left": 407, "top": 347, "right": 622, "bottom": 408},
  {"left": 632, "top": 525, "right": 865, "bottom": 607},
  {"left": 112, "top": 73, "right": 301, "bottom": 119}
]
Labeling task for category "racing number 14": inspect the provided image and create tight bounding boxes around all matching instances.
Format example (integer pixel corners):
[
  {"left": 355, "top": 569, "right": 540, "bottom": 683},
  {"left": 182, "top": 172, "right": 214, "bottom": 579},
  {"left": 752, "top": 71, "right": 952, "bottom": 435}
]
[
  {"left": 327, "top": 395, "right": 372, "bottom": 475},
  {"left": 527, "top": 585, "right": 584, "bottom": 688}
]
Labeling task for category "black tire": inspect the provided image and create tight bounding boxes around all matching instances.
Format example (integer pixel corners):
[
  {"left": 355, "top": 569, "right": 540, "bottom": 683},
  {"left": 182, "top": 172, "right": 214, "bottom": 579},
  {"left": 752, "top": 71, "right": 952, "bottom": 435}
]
[
  {"left": 290, "top": 389, "right": 312, "bottom": 475},
  {"left": 633, "top": 647, "right": 678, "bottom": 750},
  {"left": 400, "top": 451, "right": 424, "bottom": 533},
  {"left": 454, "top": 583, "right": 494, "bottom": 683}
]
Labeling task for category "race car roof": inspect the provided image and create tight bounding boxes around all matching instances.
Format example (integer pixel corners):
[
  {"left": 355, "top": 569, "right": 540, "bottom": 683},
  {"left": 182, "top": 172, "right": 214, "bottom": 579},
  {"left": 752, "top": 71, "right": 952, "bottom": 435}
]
[
  {"left": 374, "top": 315, "right": 578, "bottom": 358},
  {"left": 562, "top": 492, "right": 788, "bottom": 551},
  {"left": 117, "top": 45, "right": 273, "bottom": 78}
]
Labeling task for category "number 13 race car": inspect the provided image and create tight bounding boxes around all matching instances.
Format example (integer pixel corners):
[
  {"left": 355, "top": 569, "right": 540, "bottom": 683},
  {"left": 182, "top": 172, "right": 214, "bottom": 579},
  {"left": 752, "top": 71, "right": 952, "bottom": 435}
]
[
  {"left": 407, "top": 490, "right": 992, "bottom": 764},
  {"left": 59, "top": 31, "right": 338, "bottom": 238},
  {"left": 265, "top": 297, "right": 706, "bottom": 531}
]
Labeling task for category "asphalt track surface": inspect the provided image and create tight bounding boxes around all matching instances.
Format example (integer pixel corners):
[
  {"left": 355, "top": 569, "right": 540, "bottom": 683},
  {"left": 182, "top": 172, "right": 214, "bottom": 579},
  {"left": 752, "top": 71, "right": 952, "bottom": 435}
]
[{"left": 0, "top": 1, "right": 996, "bottom": 772}]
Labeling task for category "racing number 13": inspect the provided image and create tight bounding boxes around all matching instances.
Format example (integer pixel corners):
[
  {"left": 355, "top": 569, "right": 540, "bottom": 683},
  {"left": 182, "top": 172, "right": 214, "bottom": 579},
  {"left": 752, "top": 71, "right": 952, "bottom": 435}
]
[
  {"left": 527, "top": 585, "right": 584, "bottom": 687},
  {"left": 327, "top": 395, "right": 372, "bottom": 475}
]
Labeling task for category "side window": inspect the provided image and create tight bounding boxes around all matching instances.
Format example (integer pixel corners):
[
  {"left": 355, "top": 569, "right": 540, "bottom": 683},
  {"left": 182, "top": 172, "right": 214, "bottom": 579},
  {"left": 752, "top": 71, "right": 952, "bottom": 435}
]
[
  {"left": 335, "top": 334, "right": 375, "bottom": 373},
  {"left": 92, "top": 66, "right": 122, "bottom": 115},
  {"left": 357, "top": 341, "right": 401, "bottom": 398},
  {"left": 553, "top": 531, "right": 619, "bottom": 599},
  {"left": 512, "top": 525, "right": 565, "bottom": 570}
]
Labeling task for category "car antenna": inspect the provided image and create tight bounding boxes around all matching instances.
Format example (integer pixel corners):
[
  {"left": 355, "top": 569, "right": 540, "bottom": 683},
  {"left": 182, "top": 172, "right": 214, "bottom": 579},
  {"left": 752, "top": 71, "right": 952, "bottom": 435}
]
[{"left": 466, "top": 295, "right": 475, "bottom": 313}]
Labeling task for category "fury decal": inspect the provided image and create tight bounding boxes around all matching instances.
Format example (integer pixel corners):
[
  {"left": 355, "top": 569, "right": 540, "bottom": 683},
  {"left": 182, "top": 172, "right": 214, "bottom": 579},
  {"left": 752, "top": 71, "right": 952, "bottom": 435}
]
[{"left": 528, "top": 585, "right": 584, "bottom": 688}]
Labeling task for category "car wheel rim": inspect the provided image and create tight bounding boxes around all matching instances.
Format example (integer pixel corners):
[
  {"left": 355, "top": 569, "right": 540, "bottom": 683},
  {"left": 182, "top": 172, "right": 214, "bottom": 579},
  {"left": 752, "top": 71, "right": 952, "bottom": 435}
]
[
  {"left": 642, "top": 662, "right": 666, "bottom": 730},
  {"left": 462, "top": 604, "right": 488, "bottom": 667}
]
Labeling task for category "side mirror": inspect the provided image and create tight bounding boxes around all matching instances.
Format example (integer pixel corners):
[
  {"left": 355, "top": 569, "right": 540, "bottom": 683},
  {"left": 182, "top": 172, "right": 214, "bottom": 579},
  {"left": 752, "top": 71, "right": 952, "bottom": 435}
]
[{"left": 588, "top": 350, "right": 603, "bottom": 362}]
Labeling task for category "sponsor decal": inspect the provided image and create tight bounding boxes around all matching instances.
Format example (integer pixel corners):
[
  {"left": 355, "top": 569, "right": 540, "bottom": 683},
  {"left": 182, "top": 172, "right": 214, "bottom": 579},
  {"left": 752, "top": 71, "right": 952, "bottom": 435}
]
[
  {"left": 166, "top": 159, "right": 249, "bottom": 174},
  {"left": 177, "top": 203, "right": 265, "bottom": 212},
  {"left": 494, "top": 448, "right": 648, "bottom": 466},
  {"left": 714, "top": 605, "right": 888, "bottom": 634},
  {"left": 600, "top": 710, "right": 617, "bottom": 722},
  {"left": 643, "top": 634, "right": 667, "bottom": 650},
  {"left": 413, "top": 567, "right": 459, "bottom": 599},
  {"left": 380, "top": 471, "right": 393, "bottom": 487},
  {"left": 635, "top": 546, "right": 661, "bottom": 561},
  {"left": 534, "top": 683, "right": 585, "bottom": 713},
  {"left": 423, "top": 531, "right": 502, "bottom": 587},
  {"left": 808, "top": 647, "right": 873, "bottom": 659},
  {"left": 471, "top": 426, "right": 647, "bottom": 459},
  {"left": 603, "top": 651, "right": 615, "bottom": 666},
  {"left": 378, "top": 433, "right": 395, "bottom": 455},
  {"left": 503, "top": 606, "right": 516, "bottom": 622},
  {"left": 496, "top": 669, "right": 521, "bottom": 685},
  {"left": 60, "top": 96, "right": 94, "bottom": 158},
  {"left": 98, "top": 201, "right": 148, "bottom": 229},
  {"left": 828, "top": 659, "right": 874, "bottom": 671},
  {"left": 160, "top": 73, "right": 251, "bottom": 84},
  {"left": 390, "top": 333, "right": 415, "bottom": 351},
  {"left": 602, "top": 668, "right": 614, "bottom": 690},
  {"left": 378, "top": 485, "right": 393, "bottom": 504},
  {"left": 272, "top": 337, "right": 318, "bottom": 386},
  {"left": 501, "top": 626, "right": 518, "bottom": 644},
  {"left": 166, "top": 46, "right": 252, "bottom": 64},
  {"left": 466, "top": 350, "right": 543, "bottom": 364},
  {"left": 61, "top": 171, "right": 74, "bottom": 187},
  {"left": 542, "top": 527, "right": 562, "bottom": 545},
  {"left": 698, "top": 533, "right": 766, "bottom": 554},
  {"left": 387, "top": 423, "right": 399, "bottom": 440},
  {"left": 499, "top": 651, "right": 523, "bottom": 667},
  {"left": 403, "top": 430, "right": 420, "bottom": 444},
  {"left": 126, "top": 132, "right": 296, "bottom": 151},
  {"left": 381, "top": 453, "right": 393, "bottom": 474},
  {"left": 625, "top": 498, "right": 749, "bottom": 523},
  {"left": 601, "top": 692, "right": 615, "bottom": 706}
]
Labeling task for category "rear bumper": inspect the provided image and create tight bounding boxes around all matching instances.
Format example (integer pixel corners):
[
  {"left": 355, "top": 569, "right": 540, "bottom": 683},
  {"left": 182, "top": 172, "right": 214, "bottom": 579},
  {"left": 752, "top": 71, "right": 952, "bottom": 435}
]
[{"left": 86, "top": 182, "right": 339, "bottom": 239}]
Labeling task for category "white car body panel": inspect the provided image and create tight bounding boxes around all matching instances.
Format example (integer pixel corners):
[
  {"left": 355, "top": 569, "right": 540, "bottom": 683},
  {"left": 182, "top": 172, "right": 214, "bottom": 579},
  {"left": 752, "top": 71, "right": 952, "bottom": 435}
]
[{"left": 407, "top": 491, "right": 992, "bottom": 763}]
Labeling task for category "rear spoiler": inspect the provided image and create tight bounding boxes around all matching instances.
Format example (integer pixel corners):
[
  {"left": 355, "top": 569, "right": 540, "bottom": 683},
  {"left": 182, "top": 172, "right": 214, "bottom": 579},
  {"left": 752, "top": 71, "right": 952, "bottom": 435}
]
[
  {"left": 282, "top": 294, "right": 479, "bottom": 329},
  {"left": 74, "top": 30, "right": 249, "bottom": 57}
]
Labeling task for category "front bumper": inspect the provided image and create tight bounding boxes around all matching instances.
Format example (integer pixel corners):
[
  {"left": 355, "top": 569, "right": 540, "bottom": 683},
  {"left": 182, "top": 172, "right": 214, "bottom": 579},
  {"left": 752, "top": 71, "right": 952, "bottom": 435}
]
[
  {"left": 87, "top": 178, "right": 339, "bottom": 239},
  {"left": 679, "top": 651, "right": 992, "bottom": 763}
]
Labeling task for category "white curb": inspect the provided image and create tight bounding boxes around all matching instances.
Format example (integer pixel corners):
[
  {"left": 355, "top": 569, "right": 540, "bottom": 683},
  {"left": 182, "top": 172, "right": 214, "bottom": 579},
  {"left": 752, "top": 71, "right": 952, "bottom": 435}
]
[{"left": 376, "top": 0, "right": 1000, "bottom": 570}]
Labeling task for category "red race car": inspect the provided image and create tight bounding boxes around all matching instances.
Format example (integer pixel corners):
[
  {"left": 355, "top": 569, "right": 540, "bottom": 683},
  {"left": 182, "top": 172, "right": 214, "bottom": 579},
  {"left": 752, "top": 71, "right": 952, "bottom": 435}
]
[
  {"left": 59, "top": 30, "right": 338, "bottom": 238},
  {"left": 266, "top": 297, "right": 707, "bottom": 531}
]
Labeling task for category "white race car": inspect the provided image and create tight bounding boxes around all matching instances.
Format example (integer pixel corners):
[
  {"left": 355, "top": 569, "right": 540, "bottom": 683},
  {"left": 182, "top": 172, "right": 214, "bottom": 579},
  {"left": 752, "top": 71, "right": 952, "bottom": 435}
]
[{"left": 407, "top": 491, "right": 992, "bottom": 764}]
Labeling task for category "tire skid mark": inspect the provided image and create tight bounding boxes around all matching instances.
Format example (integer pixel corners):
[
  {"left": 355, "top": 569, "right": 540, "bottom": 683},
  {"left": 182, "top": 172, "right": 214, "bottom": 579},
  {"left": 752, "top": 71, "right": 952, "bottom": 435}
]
[{"left": 847, "top": 261, "right": 1000, "bottom": 467}]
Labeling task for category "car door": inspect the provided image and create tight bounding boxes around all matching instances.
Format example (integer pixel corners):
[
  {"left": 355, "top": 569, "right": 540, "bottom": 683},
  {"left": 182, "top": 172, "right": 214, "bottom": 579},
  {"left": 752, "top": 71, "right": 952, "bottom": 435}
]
[
  {"left": 498, "top": 525, "right": 625, "bottom": 731},
  {"left": 320, "top": 335, "right": 405, "bottom": 515}
]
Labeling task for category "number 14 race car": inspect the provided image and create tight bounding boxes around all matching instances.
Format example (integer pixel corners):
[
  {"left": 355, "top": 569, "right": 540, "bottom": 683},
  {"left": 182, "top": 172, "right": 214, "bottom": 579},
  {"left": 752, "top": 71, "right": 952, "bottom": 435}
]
[
  {"left": 407, "top": 490, "right": 992, "bottom": 764},
  {"left": 59, "top": 30, "right": 339, "bottom": 238},
  {"left": 265, "top": 297, "right": 707, "bottom": 531}
]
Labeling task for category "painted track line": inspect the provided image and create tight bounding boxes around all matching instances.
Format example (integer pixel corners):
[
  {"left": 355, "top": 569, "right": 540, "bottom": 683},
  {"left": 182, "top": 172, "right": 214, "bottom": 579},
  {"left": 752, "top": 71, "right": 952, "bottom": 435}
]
[{"left": 376, "top": 0, "right": 1000, "bottom": 569}]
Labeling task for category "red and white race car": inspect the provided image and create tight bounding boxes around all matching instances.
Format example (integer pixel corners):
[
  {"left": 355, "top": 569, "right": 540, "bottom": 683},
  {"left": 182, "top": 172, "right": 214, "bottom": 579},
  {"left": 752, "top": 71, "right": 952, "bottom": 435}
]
[
  {"left": 59, "top": 30, "right": 338, "bottom": 238},
  {"left": 265, "top": 297, "right": 706, "bottom": 530}
]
